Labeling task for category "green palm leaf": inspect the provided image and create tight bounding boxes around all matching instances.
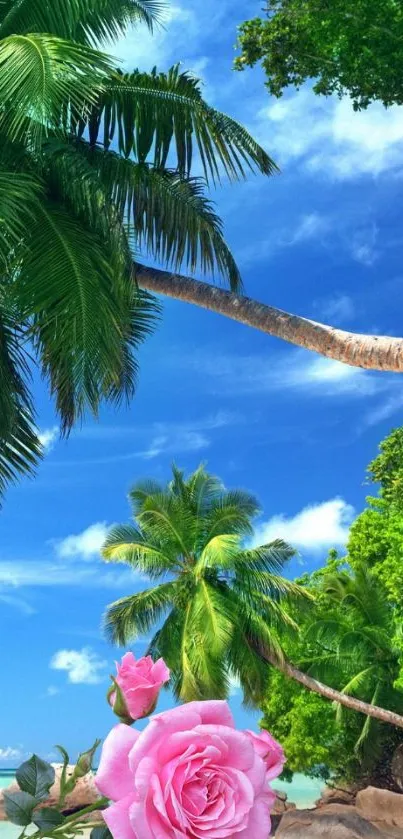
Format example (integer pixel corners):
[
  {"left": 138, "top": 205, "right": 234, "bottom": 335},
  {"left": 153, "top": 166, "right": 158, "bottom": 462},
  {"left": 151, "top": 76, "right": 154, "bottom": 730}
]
[
  {"left": 0, "top": 170, "right": 41, "bottom": 266},
  {"left": 0, "top": 35, "right": 114, "bottom": 146},
  {"left": 0, "top": 0, "right": 164, "bottom": 42},
  {"left": 0, "top": 300, "right": 41, "bottom": 498},
  {"left": 102, "top": 523, "right": 180, "bottom": 577},
  {"left": 104, "top": 581, "right": 177, "bottom": 644},
  {"left": 16, "top": 201, "right": 155, "bottom": 430},
  {"left": 74, "top": 145, "right": 242, "bottom": 289},
  {"left": 81, "top": 65, "right": 278, "bottom": 182}
]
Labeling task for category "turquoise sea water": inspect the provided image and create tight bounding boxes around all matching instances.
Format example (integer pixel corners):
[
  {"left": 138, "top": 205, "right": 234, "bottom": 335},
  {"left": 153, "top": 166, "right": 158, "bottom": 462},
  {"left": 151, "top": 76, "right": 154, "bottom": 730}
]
[{"left": 0, "top": 770, "right": 323, "bottom": 838}]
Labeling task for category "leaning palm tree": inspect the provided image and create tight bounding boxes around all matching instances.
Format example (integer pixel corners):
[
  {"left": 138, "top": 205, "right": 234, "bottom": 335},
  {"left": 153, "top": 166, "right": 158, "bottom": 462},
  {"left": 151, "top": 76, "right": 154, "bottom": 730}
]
[
  {"left": 102, "top": 464, "right": 303, "bottom": 704},
  {"left": 103, "top": 465, "right": 403, "bottom": 728},
  {"left": 0, "top": 0, "right": 276, "bottom": 497}
]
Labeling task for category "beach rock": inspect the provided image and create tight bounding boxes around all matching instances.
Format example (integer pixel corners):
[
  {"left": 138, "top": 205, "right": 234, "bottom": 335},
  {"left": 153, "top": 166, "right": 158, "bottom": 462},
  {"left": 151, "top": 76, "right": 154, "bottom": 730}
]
[
  {"left": 316, "top": 786, "right": 356, "bottom": 807},
  {"left": 274, "top": 804, "right": 403, "bottom": 837},
  {"left": 0, "top": 764, "right": 99, "bottom": 821},
  {"left": 392, "top": 746, "right": 403, "bottom": 792},
  {"left": 356, "top": 787, "right": 403, "bottom": 829}
]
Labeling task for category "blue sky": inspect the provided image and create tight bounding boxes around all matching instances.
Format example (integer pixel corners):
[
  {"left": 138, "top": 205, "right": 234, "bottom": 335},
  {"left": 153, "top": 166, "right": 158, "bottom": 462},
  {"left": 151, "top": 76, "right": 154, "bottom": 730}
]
[{"left": 1, "top": 0, "right": 403, "bottom": 767}]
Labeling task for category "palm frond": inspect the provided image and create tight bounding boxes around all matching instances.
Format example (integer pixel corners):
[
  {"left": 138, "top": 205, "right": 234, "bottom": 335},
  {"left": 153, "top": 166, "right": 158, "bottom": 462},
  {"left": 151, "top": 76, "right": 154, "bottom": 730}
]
[
  {"left": 129, "top": 477, "right": 165, "bottom": 514},
  {"left": 16, "top": 201, "right": 155, "bottom": 431},
  {"left": 0, "top": 299, "right": 42, "bottom": 498},
  {"left": 0, "top": 0, "right": 164, "bottom": 42},
  {"left": 196, "top": 534, "right": 241, "bottom": 575},
  {"left": 136, "top": 492, "right": 196, "bottom": 556},
  {"left": 102, "top": 523, "right": 180, "bottom": 577},
  {"left": 203, "top": 490, "right": 260, "bottom": 542},
  {"left": 80, "top": 65, "right": 278, "bottom": 183},
  {"left": 235, "top": 569, "right": 311, "bottom": 603},
  {"left": 0, "top": 35, "right": 113, "bottom": 146},
  {"left": 104, "top": 581, "right": 176, "bottom": 644},
  {"left": 0, "top": 170, "right": 42, "bottom": 266},
  {"left": 235, "top": 540, "right": 296, "bottom": 574},
  {"left": 72, "top": 145, "right": 241, "bottom": 290}
]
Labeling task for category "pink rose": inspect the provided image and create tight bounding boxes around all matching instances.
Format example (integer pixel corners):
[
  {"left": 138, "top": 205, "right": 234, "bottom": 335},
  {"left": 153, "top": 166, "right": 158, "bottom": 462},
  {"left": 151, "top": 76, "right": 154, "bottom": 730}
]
[
  {"left": 96, "top": 700, "right": 278, "bottom": 839},
  {"left": 109, "top": 653, "right": 170, "bottom": 723},
  {"left": 244, "top": 729, "right": 285, "bottom": 780}
]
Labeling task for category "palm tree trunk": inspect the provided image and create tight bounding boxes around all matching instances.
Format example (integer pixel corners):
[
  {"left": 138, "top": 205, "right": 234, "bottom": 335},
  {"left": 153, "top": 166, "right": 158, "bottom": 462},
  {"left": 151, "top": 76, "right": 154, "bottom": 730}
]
[
  {"left": 136, "top": 263, "right": 403, "bottom": 372},
  {"left": 264, "top": 651, "right": 403, "bottom": 730}
]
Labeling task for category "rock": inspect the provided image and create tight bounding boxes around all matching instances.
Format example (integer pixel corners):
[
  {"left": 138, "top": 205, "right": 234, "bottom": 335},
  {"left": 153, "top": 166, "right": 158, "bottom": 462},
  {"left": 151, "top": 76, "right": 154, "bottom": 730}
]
[
  {"left": 392, "top": 746, "right": 403, "bottom": 792},
  {"left": 357, "top": 787, "right": 403, "bottom": 829},
  {"left": 0, "top": 764, "right": 99, "bottom": 821},
  {"left": 316, "top": 786, "right": 356, "bottom": 807},
  {"left": 273, "top": 793, "right": 288, "bottom": 815},
  {"left": 274, "top": 804, "right": 403, "bottom": 838}
]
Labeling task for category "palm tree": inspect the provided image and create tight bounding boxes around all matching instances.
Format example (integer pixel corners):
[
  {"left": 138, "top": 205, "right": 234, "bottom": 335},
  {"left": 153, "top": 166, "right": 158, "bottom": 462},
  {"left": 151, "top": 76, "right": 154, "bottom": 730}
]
[
  {"left": 303, "top": 564, "right": 403, "bottom": 762},
  {"left": 102, "top": 465, "right": 403, "bottom": 729},
  {"left": 0, "top": 0, "right": 276, "bottom": 497},
  {"left": 137, "top": 266, "right": 403, "bottom": 373},
  {"left": 102, "top": 464, "right": 304, "bottom": 704}
]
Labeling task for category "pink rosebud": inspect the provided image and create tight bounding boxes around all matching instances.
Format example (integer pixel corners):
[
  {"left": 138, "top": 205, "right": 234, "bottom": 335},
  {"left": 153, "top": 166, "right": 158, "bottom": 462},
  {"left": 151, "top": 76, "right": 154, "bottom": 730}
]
[
  {"left": 244, "top": 728, "right": 285, "bottom": 780},
  {"left": 108, "top": 652, "right": 170, "bottom": 723},
  {"left": 96, "top": 701, "right": 280, "bottom": 839}
]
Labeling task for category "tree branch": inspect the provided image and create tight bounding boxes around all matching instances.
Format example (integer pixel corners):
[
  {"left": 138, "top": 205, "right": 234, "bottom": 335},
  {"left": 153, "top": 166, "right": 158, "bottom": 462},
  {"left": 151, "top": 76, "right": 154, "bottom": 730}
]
[{"left": 136, "top": 263, "right": 403, "bottom": 372}]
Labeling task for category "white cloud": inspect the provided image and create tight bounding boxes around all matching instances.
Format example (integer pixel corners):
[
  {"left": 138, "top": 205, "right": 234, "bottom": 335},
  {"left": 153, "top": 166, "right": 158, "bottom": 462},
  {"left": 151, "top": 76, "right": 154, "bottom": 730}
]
[
  {"left": 0, "top": 746, "right": 23, "bottom": 762},
  {"left": 362, "top": 393, "right": 403, "bottom": 428},
  {"left": 38, "top": 426, "right": 59, "bottom": 452},
  {"left": 46, "top": 686, "right": 60, "bottom": 697},
  {"left": 316, "top": 294, "right": 355, "bottom": 324},
  {"left": 0, "top": 593, "right": 36, "bottom": 615},
  {"left": 290, "top": 213, "right": 329, "bottom": 244},
  {"left": 238, "top": 212, "right": 330, "bottom": 265},
  {"left": 258, "top": 90, "right": 403, "bottom": 179},
  {"left": 254, "top": 498, "right": 355, "bottom": 553},
  {"left": 0, "top": 560, "right": 137, "bottom": 590},
  {"left": 50, "top": 647, "right": 107, "bottom": 685},
  {"left": 178, "top": 348, "right": 387, "bottom": 398},
  {"left": 349, "top": 224, "right": 379, "bottom": 266},
  {"left": 56, "top": 523, "right": 108, "bottom": 561},
  {"left": 143, "top": 430, "right": 209, "bottom": 459}
]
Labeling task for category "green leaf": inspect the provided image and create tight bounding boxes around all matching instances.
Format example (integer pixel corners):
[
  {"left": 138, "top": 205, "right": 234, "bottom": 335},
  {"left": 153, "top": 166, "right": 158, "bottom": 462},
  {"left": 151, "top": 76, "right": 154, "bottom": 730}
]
[
  {"left": 0, "top": 35, "right": 114, "bottom": 146},
  {"left": 3, "top": 791, "right": 37, "bottom": 826},
  {"left": 80, "top": 65, "right": 278, "bottom": 183},
  {"left": 33, "top": 808, "right": 65, "bottom": 831},
  {"left": 16, "top": 755, "right": 55, "bottom": 801},
  {"left": 91, "top": 826, "right": 113, "bottom": 839}
]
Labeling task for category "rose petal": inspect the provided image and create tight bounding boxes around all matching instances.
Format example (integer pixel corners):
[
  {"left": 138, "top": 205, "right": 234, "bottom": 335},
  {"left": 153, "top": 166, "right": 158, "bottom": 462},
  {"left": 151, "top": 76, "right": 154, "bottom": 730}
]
[
  {"left": 96, "top": 724, "right": 139, "bottom": 800},
  {"left": 103, "top": 795, "right": 136, "bottom": 839},
  {"left": 237, "top": 794, "right": 272, "bottom": 839}
]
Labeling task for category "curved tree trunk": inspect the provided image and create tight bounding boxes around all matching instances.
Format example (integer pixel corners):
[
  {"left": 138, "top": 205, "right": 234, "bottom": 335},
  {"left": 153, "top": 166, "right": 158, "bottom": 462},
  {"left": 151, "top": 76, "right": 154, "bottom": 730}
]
[
  {"left": 136, "top": 263, "right": 403, "bottom": 372},
  {"left": 264, "top": 651, "right": 403, "bottom": 730}
]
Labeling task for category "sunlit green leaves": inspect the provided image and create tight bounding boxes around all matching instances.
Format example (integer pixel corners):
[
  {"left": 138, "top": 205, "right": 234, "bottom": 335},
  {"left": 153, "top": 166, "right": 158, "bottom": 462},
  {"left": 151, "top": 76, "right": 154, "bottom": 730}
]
[
  {"left": 0, "top": 35, "right": 113, "bottom": 146},
  {"left": 0, "top": 0, "right": 165, "bottom": 43},
  {"left": 81, "top": 65, "right": 278, "bottom": 183},
  {"left": 104, "top": 465, "right": 297, "bottom": 701}
]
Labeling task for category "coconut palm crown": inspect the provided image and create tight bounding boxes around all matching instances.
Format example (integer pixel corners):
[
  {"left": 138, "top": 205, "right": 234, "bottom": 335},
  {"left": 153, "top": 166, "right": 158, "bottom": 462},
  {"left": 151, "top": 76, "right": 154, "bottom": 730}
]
[
  {"left": 0, "top": 0, "right": 276, "bottom": 497},
  {"left": 102, "top": 464, "right": 305, "bottom": 704}
]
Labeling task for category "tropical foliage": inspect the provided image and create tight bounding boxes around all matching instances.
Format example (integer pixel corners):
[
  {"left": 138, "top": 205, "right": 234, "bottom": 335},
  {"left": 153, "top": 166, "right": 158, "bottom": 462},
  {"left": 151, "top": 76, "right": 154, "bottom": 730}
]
[
  {"left": 102, "top": 464, "right": 304, "bottom": 703},
  {"left": 0, "top": 0, "right": 276, "bottom": 498},
  {"left": 235, "top": 0, "right": 403, "bottom": 110},
  {"left": 261, "top": 428, "right": 403, "bottom": 788},
  {"left": 347, "top": 427, "right": 403, "bottom": 612}
]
